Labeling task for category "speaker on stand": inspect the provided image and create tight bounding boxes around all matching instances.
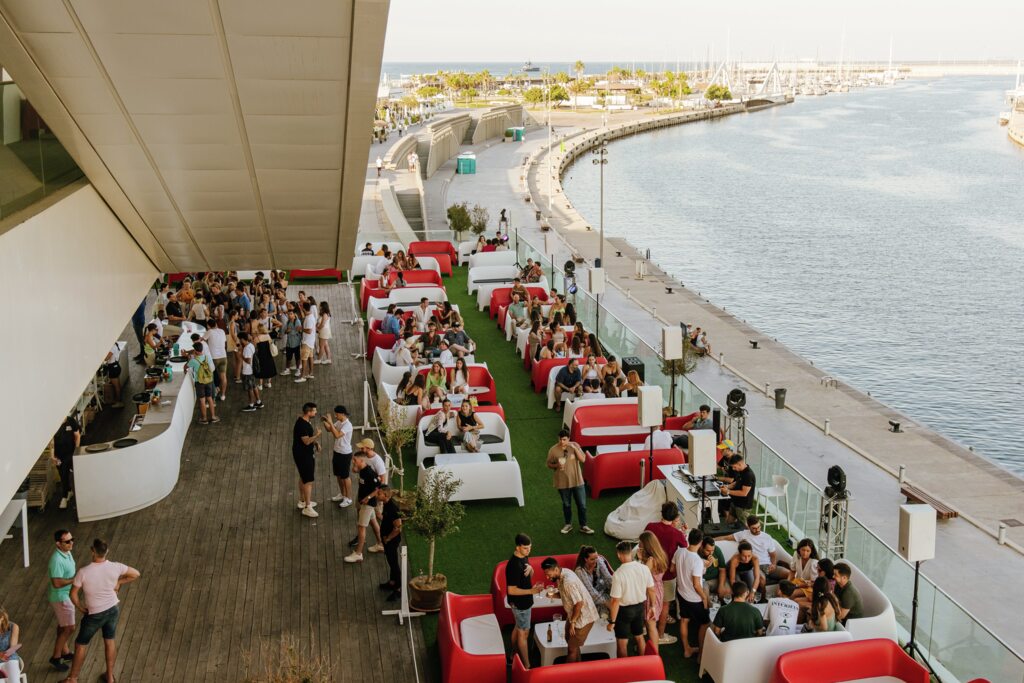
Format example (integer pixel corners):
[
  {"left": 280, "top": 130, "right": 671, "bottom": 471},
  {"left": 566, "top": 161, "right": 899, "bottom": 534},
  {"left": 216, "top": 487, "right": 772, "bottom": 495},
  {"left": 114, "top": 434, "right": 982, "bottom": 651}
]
[
  {"left": 688, "top": 429, "right": 717, "bottom": 532},
  {"left": 899, "top": 504, "right": 939, "bottom": 679},
  {"left": 662, "top": 327, "right": 683, "bottom": 415},
  {"left": 638, "top": 386, "right": 663, "bottom": 485}
]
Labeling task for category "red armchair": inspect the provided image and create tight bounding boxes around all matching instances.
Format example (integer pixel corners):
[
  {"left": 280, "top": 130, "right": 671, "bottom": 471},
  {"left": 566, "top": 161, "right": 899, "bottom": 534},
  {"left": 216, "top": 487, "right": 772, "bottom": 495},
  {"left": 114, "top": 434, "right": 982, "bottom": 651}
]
[
  {"left": 584, "top": 447, "right": 686, "bottom": 498},
  {"left": 409, "top": 241, "right": 457, "bottom": 276},
  {"left": 387, "top": 269, "right": 444, "bottom": 287},
  {"left": 531, "top": 358, "right": 569, "bottom": 393},
  {"left": 416, "top": 365, "right": 498, "bottom": 404},
  {"left": 510, "top": 642, "right": 664, "bottom": 683},
  {"left": 289, "top": 268, "right": 343, "bottom": 281},
  {"left": 771, "top": 639, "right": 929, "bottom": 683},
  {"left": 439, "top": 592, "right": 507, "bottom": 683},
  {"left": 490, "top": 554, "right": 576, "bottom": 627},
  {"left": 488, "top": 286, "right": 550, "bottom": 318},
  {"left": 570, "top": 403, "right": 650, "bottom": 448}
]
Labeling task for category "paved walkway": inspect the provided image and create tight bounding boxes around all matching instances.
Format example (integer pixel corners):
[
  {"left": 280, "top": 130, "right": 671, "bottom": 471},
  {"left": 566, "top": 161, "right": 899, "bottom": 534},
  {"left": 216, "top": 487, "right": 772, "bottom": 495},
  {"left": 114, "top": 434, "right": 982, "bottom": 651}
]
[
  {"left": 0, "top": 284, "right": 427, "bottom": 682},
  {"left": 426, "top": 110, "right": 1024, "bottom": 658}
]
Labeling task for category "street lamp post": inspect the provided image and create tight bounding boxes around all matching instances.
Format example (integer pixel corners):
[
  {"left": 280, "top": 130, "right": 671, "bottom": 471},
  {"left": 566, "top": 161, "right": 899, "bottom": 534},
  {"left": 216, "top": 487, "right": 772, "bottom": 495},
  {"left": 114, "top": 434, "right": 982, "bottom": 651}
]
[
  {"left": 546, "top": 68, "right": 552, "bottom": 214},
  {"left": 592, "top": 141, "right": 608, "bottom": 352}
]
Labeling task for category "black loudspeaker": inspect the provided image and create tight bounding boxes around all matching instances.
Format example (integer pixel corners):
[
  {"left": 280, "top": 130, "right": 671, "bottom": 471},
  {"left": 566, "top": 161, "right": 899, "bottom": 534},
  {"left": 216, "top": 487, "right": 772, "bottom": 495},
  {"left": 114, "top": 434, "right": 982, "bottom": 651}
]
[
  {"left": 704, "top": 520, "right": 745, "bottom": 538},
  {"left": 621, "top": 356, "right": 644, "bottom": 381},
  {"left": 712, "top": 408, "right": 722, "bottom": 439}
]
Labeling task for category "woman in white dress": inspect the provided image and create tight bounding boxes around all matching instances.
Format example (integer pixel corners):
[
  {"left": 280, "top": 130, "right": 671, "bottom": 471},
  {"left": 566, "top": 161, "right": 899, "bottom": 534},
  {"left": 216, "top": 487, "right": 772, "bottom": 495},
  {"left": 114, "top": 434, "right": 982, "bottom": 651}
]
[{"left": 316, "top": 301, "right": 332, "bottom": 364}]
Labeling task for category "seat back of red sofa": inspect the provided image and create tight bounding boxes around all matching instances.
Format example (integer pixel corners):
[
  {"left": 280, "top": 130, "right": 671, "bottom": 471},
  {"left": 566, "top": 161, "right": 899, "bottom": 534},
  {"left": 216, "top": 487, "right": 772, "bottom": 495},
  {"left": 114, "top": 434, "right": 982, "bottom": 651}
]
[
  {"left": 491, "top": 554, "right": 577, "bottom": 623},
  {"left": 511, "top": 650, "right": 665, "bottom": 683},
  {"left": 771, "top": 638, "right": 929, "bottom": 683}
]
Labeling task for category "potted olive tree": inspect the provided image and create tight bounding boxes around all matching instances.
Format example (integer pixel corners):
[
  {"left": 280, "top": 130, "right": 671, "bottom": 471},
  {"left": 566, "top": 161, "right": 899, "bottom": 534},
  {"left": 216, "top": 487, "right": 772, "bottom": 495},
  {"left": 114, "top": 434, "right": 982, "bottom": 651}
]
[
  {"left": 447, "top": 202, "right": 472, "bottom": 242},
  {"left": 470, "top": 203, "right": 490, "bottom": 239},
  {"left": 406, "top": 468, "right": 464, "bottom": 612},
  {"left": 377, "top": 395, "right": 416, "bottom": 510}
]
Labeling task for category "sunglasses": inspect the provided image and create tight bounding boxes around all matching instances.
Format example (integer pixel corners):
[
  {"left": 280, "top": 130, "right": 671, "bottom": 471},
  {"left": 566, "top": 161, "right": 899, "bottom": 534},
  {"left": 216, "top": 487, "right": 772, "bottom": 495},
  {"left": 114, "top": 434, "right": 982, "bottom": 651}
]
[{"left": 60, "top": 537, "right": 74, "bottom": 544}]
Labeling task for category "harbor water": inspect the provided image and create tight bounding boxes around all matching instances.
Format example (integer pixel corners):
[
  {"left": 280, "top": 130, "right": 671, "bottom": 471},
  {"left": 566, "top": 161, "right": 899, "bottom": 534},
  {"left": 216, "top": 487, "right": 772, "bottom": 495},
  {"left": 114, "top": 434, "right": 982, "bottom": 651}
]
[{"left": 562, "top": 77, "right": 1024, "bottom": 474}]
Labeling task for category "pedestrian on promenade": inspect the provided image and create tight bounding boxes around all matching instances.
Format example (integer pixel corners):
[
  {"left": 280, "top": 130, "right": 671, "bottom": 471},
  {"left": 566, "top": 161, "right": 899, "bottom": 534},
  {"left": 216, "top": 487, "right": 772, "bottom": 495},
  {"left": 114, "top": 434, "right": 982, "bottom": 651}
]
[
  {"left": 47, "top": 529, "right": 77, "bottom": 671},
  {"left": 377, "top": 485, "right": 403, "bottom": 601},
  {"left": 63, "top": 539, "right": 140, "bottom": 683},
  {"left": 376, "top": 156, "right": 383, "bottom": 177},
  {"left": 293, "top": 402, "right": 322, "bottom": 518},
  {"left": 546, "top": 429, "right": 593, "bottom": 535},
  {"left": 322, "top": 405, "right": 353, "bottom": 508}
]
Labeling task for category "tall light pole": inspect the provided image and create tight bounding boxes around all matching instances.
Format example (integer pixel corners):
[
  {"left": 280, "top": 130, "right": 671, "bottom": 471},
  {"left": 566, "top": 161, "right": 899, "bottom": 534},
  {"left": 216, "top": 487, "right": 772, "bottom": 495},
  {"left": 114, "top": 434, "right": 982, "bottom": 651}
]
[
  {"left": 546, "top": 67, "right": 552, "bottom": 213},
  {"left": 592, "top": 140, "right": 608, "bottom": 351}
]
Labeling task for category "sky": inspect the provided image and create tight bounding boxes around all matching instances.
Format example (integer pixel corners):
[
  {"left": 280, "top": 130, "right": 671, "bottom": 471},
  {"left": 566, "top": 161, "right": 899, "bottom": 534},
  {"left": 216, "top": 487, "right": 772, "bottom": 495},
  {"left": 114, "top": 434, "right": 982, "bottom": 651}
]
[{"left": 382, "top": 0, "right": 1024, "bottom": 64}]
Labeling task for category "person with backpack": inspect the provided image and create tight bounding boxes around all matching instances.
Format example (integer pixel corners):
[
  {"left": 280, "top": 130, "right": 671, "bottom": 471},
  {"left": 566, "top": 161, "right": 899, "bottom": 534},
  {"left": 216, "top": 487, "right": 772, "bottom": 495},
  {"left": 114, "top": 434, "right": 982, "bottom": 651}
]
[{"left": 186, "top": 342, "right": 219, "bottom": 424}]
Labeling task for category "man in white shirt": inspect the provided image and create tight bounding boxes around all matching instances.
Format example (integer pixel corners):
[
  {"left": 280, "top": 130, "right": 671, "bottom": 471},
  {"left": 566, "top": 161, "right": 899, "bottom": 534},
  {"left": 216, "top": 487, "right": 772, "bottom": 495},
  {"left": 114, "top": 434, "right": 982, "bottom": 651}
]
[
  {"left": 437, "top": 339, "right": 454, "bottom": 365},
  {"left": 323, "top": 405, "right": 354, "bottom": 508},
  {"left": 65, "top": 539, "right": 140, "bottom": 683},
  {"left": 202, "top": 323, "right": 229, "bottom": 401},
  {"left": 643, "top": 428, "right": 674, "bottom": 451},
  {"left": 412, "top": 297, "right": 433, "bottom": 332},
  {"left": 239, "top": 332, "right": 262, "bottom": 412},
  {"left": 542, "top": 557, "right": 598, "bottom": 663},
  {"left": 765, "top": 581, "right": 801, "bottom": 636},
  {"left": 348, "top": 439, "right": 387, "bottom": 555},
  {"left": 295, "top": 301, "right": 317, "bottom": 383},
  {"left": 675, "top": 528, "right": 710, "bottom": 658},
  {"left": 726, "top": 515, "right": 789, "bottom": 584},
  {"left": 606, "top": 540, "right": 656, "bottom": 658}
]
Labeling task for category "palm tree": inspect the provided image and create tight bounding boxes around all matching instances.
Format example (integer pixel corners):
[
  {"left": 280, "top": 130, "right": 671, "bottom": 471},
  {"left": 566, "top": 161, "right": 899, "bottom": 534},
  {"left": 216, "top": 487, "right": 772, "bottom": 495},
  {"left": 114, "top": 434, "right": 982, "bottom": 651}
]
[{"left": 574, "top": 60, "right": 585, "bottom": 110}]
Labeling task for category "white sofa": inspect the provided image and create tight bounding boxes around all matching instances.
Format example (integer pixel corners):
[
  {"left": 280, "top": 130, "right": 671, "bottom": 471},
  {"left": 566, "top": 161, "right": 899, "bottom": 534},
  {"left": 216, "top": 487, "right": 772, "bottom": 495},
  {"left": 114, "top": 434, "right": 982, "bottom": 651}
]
[
  {"left": 415, "top": 412, "right": 512, "bottom": 465},
  {"left": 379, "top": 383, "right": 420, "bottom": 428},
  {"left": 372, "top": 348, "right": 415, "bottom": 388},
  {"left": 714, "top": 540, "right": 794, "bottom": 567},
  {"left": 416, "top": 256, "right": 442, "bottom": 276},
  {"left": 367, "top": 286, "right": 449, "bottom": 321},
  {"left": 418, "top": 456, "right": 525, "bottom": 506},
  {"left": 545, "top": 363, "right": 607, "bottom": 410},
  {"left": 698, "top": 624, "right": 852, "bottom": 683},
  {"left": 467, "top": 265, "right": 520, "bottom": 295},
  {"left": 457, "top": 241, "right": 476, "bottom": 266},
  {"left": 468, "top": 250, "right": 517, "bottom": 269}
]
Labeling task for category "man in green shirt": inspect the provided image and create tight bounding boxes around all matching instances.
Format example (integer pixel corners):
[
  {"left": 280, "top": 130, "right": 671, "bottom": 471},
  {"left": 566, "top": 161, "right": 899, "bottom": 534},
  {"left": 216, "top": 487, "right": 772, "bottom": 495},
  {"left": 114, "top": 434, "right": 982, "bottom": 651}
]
[
  {"left": 47, "top": 528, "right": 77, "bottom": 671},
  {"left": 712, "top": 582, "right": 765, "bottom": 642},
  {"left": 699, "top": 537, "right": 730, "bottom": 600},
  {"left": 834, "top": 563, "right": 864, "bottom": 623}
]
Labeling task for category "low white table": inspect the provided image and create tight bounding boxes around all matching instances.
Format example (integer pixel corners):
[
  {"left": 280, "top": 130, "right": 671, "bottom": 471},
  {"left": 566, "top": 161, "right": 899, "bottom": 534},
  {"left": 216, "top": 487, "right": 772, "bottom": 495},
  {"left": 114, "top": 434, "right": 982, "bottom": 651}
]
[
  {"left": 0, "top": 499, "right": 29, "bottom": 567},
  {"left": 532, "top": 618, "right": 617, "bottom": 667}
]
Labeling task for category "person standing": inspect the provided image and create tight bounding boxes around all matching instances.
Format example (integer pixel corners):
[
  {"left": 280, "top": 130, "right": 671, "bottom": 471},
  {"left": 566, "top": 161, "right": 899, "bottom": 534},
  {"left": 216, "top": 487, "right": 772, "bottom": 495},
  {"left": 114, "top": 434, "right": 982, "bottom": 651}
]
[
  {"left": 541, "top": 557, "right": 598, "bottom": 663},
  {"left": 64, "top": 539, "right": 140, "bottom": 683},
  {"left": 323, "top": 405, "right": 354, "bottom": 508},
  {"left": 506, "top": 534, "right": 543, "bottom": 670},
  {"left": 644, "top": 502, "right": 687, "bottom": 644},
  {"left": 52, "top": 415, "right": 80, "bottom": 510},
  {"left": 186, "top": 342, "right": 219, "bottom": 424},
  {"left": 376, "top": 155, "right": 383, "bottom": 177},
  {"left": 281, "top": 308, "right": 303, "bottom": 376},
  {"left": 203, "top": 320, "right": 229, "bottom": 401},
  {"left": 295, "top": 302, "right": 317, "bottom": 383},
  {"left": 292, "top": 403, "right": 322, "bottom": 518},
  {"left": 545, "top": 430, "right": 593, "bottom": 535},
  {"left": 718, "top": 453, "right": 756, "bottom": 524},
  {"left": 675, "top": 528, "right": 710, "bottom": 659},
  {"left": 47, "top": 530, "right": 76, "bottom": 671},
  {"left": 606, "top": 540, "right": 656, "bottom": 658},
  {"left": 239, "top": 332, "right": 263, "bottom": 412},
  {"left": 344, "top": 450, "right": 381, "bottom": 563},
  {"left": 377, "top": 485, "right": 403, "bottom": 601}
]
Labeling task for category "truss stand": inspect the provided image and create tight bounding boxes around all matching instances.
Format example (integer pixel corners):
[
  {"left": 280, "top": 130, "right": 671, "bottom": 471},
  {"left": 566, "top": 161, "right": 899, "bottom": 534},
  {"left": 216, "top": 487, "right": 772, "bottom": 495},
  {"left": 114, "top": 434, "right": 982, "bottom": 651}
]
[
  {"left": 382, "top": 546, "right": 424, "bottom": 625},
  {"left": 724, "top": 412, "right": 748, "bottom": 458},
  {"left": 817, "top": 492, "right": 851, "bottom": 560}
]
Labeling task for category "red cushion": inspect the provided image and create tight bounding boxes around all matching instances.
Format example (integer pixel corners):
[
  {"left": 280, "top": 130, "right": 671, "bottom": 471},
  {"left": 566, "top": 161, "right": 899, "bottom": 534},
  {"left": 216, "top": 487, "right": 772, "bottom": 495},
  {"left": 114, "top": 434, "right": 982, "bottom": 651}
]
[
  {"left": 409, "top": 240, "right": 458, "bottom": 261},
  {"left": 439, "top": 593, "right": 507, "bottom": 683},
  {"left": 530, "top": 357, "right": 569, "bottom": 393},
  {"left": 510, "top": 643, "right": 664, "bottom": 683},
  {"left": 570, "top": 402, "right": 648, "bottom": 448},
  {"left": 289, "top": 268, "right": 342, "bottom": 281},
  {"left": 366, "top": 329, "right": 397, "bottom": 360},
  {"left": 771, "top": 639, "right": 930, "bottom": 683},
  {"left": 490, "top": 554, "right": 576, "bottom": 627},
  {"left": 584, "top": 447, "right": 686, "bottom": 498}
]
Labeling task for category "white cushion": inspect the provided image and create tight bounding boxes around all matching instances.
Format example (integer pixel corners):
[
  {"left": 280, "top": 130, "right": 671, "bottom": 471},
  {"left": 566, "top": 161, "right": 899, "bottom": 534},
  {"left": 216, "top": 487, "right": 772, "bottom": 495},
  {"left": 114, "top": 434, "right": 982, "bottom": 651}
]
[{"left": 459, "top": 614, "right": 505, "bottom": 655}]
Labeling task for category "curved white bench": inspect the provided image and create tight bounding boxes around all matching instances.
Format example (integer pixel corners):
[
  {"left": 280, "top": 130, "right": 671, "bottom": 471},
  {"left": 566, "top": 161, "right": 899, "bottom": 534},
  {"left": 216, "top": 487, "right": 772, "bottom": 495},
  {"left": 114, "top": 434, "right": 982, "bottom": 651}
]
[
  {"left": 457, "top": 241, "right": 476, "bottom": 266},
  {"left": 699, "top": 623, "right": 852, "bottom": 683},
  {"left": 469, "top": 250, "right": 517, "bottom": 269},
  {"left": 415, "top": 412, "right": 512, "bottom": 465},
  {"left": 380, "top": 382, "right": 421, "bottom": 428},
  {"left": 467, "top": 265, "right": 520, "bottom": 295},
  {"left": 367, "top": 287, "right": 450, "bottom": 321}
]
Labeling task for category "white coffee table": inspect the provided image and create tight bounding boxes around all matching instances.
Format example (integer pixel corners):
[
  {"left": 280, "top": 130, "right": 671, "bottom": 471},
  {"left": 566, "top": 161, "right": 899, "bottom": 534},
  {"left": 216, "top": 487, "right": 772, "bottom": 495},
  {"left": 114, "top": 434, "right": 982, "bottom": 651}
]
[{"left": 532, "top": 618, "right": 616, "bottom": 666}]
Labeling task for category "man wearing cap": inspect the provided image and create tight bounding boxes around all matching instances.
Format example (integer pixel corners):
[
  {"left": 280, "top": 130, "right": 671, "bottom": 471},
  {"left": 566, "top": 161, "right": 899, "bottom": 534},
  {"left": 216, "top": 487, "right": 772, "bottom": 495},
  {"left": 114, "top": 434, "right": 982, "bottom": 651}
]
[
  {"left": 719, "top": 453, "right": 756, "bottom": 524},
  {"left": 345, "top": 445, "right": 381, "bottom": 564},
  {"left": 444, "top": 320, "right": 475, "bottom": 356}
]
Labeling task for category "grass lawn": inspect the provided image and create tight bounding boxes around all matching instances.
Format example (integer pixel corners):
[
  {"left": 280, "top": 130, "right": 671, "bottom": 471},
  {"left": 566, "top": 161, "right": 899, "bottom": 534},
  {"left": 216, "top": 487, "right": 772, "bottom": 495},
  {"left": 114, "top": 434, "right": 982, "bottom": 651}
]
[{"left": 398, "top": 266, "right": 705, "bottom": 683}]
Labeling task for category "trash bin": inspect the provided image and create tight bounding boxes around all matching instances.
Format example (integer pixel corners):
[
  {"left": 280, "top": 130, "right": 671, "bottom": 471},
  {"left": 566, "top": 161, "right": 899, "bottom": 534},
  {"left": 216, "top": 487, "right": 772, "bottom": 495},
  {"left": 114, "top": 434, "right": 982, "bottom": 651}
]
[
  {"left": 774, "top": 388, "right": 787, "bottom": 409},
  {"left": 535, "top": 209, "right": 542, "bottom": 220},
  {"left": 513, "top": 127, "right": 525, "bottom": 141}
]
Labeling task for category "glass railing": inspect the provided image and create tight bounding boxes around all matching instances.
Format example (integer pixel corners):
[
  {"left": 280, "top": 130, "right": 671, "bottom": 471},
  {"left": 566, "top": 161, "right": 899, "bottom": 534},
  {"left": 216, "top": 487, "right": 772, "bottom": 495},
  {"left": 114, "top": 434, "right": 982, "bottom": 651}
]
[
  {"left": 513, "top": 231, "right": 1024, "bottom": 682},
  {"left": 0, "top": 80, "right": 84, "bottom": 219}
]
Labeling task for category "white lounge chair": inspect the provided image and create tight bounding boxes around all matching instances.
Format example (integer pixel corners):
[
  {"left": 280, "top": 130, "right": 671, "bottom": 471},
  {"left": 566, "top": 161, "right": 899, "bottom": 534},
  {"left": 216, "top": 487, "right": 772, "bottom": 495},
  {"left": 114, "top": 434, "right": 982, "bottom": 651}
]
[
  {"left": 468, "top": 250, "right": 517, "bottom": 269},
  {"left": 414, "top": 412, "right": 512, "bottom": 465},
  {"left": 467, "top": 265, "right": 520, "bottom": 295}
]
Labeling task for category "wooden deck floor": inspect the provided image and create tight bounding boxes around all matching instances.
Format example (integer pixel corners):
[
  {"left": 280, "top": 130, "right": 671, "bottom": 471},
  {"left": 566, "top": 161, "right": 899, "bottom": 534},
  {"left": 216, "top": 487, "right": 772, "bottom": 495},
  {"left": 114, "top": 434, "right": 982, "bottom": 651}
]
[{"left": 0, "top": 282, "right": 428, "bottom": 682}]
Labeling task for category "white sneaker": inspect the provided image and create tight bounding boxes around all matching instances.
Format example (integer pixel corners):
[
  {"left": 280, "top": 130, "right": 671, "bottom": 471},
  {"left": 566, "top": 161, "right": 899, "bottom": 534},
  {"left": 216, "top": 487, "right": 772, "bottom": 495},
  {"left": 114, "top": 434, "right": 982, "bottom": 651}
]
[
  {"left": 294, "top": 377, "right": 307, "bottom": 383},
  {"left": 339, "top": 497, "right": 353, "bottom": 508},
  {"left": 323, "top": 359, "right": 332, "bottom": 364},
  {"left": 59, "top": 496, "right": 69, "bottom": 509},
  {"left": 220, "top": 395, "right": 226, "bottom": 401},
  {"left": 305, "top": 374, "right": 315, "bottom": 380},
  {"left": 560, "top": 524, "right": 573, "bottom": 534},
  {"left": 301, "top": 506, "right": 319, "bottom": 518},
  {"left": 297, "top": 500, "right": 318, "bottom": 509},
  {"left": 281, "top": 368, "right": 291, "bottom": 376},
  {"left": 331, "top": 493, "right": 345, "bottom": 502},
  {"left": 344, "top": 552, "right": 363, "bottom": 563},
  {"left": 658, "top": 633, "right": 678, "bottom": 645},
  {"left": 368, "top": 543, "right": 384, "bottom": 553}
]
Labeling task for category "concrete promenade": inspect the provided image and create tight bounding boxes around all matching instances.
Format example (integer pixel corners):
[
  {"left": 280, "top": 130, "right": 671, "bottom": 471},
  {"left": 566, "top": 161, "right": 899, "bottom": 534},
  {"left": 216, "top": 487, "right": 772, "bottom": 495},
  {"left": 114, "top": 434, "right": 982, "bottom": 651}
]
[{"left": 412, "top": 105, "right": 1024, "bottom": 657}]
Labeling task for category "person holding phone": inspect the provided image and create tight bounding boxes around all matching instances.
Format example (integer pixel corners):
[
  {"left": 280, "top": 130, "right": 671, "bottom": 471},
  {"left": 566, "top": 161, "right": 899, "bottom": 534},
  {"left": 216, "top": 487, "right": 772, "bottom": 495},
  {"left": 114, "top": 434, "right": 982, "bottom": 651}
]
[{"left": 545, "top": 430, "right": 592, "bottom": 535}]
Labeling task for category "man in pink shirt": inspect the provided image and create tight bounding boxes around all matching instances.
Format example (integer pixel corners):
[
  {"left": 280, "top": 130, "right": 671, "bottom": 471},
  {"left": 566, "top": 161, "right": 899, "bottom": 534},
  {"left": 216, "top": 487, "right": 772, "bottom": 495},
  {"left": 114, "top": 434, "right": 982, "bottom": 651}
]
[{"left": 62, "top": 539, "right": 140, "bottom": 683}]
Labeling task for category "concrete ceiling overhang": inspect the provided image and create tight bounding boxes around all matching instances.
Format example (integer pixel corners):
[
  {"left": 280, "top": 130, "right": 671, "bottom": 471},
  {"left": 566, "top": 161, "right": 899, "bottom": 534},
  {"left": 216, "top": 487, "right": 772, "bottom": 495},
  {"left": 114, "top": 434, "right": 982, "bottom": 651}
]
[{"left": 0, "top": 0, "right": 389, "bottom": 271}]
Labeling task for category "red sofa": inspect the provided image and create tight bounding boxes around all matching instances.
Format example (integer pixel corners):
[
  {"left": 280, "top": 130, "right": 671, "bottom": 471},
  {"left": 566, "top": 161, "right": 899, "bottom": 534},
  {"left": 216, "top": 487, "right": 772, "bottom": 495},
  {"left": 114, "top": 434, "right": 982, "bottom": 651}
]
[
  {"left": 387, "top": 269, "right": 444, "bottom": 287},
  {"left": 488, "top": 286, "right": 549, "bottom": 318},
  {"left": 409, "top": 241, "right": 457, "bottom": 276},
  {"left": 584, "top": 447, "right": 686, "bottom": 498},
  {"left": 510, "top": 642, "right": 664, "bottom": 683},
  {"left": 438, "top": 592, "right": 507, "bottom": 683},
  {"left": 366, "top": 314, "right": 415, "bottom": 359},
  {"left": 490, "top": 554, "right": 575, "bottom": 627},
  {"left": 570, "top": 403, "right": 650, "bottom": 448},
  {"left": 289, "top": 268, "right": 343, "bottom": 281},
  {"left": 416, "top": 365, "right": 497, "bottom": 404},
  {"left": 771, "top": 639, "right": 929, "bottom": 683}
]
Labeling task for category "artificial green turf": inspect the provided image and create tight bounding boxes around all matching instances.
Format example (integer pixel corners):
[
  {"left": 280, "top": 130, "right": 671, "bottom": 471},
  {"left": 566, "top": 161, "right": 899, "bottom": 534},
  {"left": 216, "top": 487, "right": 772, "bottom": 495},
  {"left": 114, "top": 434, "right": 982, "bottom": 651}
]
[{"left": 400, "top": 266, "right": 704, "bottom": 683}]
